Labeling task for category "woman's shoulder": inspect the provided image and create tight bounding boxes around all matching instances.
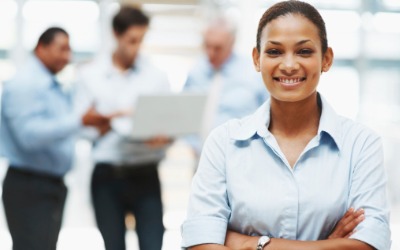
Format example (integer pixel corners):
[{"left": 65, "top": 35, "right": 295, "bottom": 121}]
[
  {"left": 320, "top": 95, "right": 381, "bottom": 146},
  {"left": 336, "top": 114, "right": 382, "bottom": 148},
  {"left": 206, "top": 114, "right": 256, "bottom": 143}
]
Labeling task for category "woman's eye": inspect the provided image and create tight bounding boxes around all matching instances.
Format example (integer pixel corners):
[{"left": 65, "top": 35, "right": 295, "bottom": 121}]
[
  {"left": 266, "top": 49, "right": 281, "bottom": 56},
  {"left": 298, "top": 49, "right": 313, "bottom": 56}
]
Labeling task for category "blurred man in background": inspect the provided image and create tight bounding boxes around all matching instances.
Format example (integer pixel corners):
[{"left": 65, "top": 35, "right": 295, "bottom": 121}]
[
  {"left": 183, "top": 15, "right": 268, "bottom": 156},
  {"left": 76, "top": 6, "right": 170, "bottom": 250},
  {"left": 0, "top": 27, "right": 109, "bottom": 250}
]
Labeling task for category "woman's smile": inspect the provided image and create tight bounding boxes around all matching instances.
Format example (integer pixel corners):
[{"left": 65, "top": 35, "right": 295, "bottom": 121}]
[{"left": 273, "top": 76, "right": 307, "bottom": 89}]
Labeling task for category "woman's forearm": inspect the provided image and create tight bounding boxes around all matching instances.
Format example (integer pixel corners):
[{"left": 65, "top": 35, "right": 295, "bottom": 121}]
[
  {"left": 224, "top": 231, "right": 373, "bottom": 250},
  {"left": 266, "top": 238, "right": 374, "bottom": 250},
  {"left": 189, "top": 244, "right": 232, "bottom": 250},
  {"left": 189, "top": 238, "right": 373, "bottom": 250},
  {"left": 189, "top": 209, "right": 370, "bottom": 250}
]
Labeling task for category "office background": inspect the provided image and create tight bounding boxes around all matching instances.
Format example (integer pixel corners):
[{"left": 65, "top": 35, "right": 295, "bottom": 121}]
[{"left": 0, "top": 0, "right": 399, "bottom": 249}]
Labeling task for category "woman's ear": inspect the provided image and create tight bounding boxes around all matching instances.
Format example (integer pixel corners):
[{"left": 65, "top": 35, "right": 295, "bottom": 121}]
[
  {"left": 252, "top": 47, "right": 261, "bottom": 72},
  {"left": 322, "top": 47, "right": 334, "bottom": 73}
]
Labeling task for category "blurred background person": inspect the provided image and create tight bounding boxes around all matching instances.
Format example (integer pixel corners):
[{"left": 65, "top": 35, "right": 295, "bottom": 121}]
[
  {"left": 183, "top": 14, "right": 268, "bottom": 156},
  {"left": 75, "top": 6, "right": 170, "bottom": 250},
  {"left": 0, "top": 27, "right": 110, "bottom": 250}
]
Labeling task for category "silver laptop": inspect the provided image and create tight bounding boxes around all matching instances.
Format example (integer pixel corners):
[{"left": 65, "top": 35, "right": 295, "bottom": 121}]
[{"left": 128, "top": 92, "right": 207, "bottom": 139}]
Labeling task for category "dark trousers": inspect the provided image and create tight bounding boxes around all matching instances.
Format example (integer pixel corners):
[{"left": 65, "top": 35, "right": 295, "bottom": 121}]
[
  {"left": 2, "top": 167, "right": 67, "bottom": 250},
  {"left": 91, "top": 162, "right": 164, "bottom": 250}
]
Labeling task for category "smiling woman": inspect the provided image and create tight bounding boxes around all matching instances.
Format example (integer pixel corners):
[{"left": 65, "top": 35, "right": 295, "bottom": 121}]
[
  {"left": 181, "top": 1, "right": 391, "bottom": 250},
  {"left": 253, "top": 8, "right": 333, "bottom": 105}
]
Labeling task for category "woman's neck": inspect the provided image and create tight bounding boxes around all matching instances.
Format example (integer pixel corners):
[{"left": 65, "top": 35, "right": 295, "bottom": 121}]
[{"left": 269, "top": 93, "right": 321, "bottom": 138}]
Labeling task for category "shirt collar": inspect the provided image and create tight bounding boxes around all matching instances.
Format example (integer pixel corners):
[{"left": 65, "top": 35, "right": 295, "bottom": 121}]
[
  {"left": 103, "top": 54, "right": 141, "bottom": 78},
  {"left": 229, "top": 93, "right": 343, "bottom": 151},
  {"left": 204, "top": 52, "right": 237, "bottom": 77},
  {"left": 30, "top": 54, "right": 58, "bottom": 88},
  {"left": 317, "top": 94, "right": 342, "bottom": 151},
  {"left": 229, "top": 100, "right": 269, "bottom": 141}
]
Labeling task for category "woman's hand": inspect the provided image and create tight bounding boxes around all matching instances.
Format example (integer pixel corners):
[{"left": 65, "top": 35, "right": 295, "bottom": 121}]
[{"left": 328, "top": 207, "right": 365, "bottom": 239}]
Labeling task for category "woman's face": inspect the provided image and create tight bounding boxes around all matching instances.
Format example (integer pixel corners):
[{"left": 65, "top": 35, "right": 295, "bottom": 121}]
[{"left": 253, "top": 14, "right": 333, "bottom": 103}]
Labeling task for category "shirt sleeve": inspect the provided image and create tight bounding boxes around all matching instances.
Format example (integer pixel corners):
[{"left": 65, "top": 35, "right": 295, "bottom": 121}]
[
  {"left": 181, "top": 125, "right": 231, "bottom": 248},
  {"left": 183, "top": 71, "right": 196, "bottom": 91},
  {"left": 159, "top": 71, "right": 171, "bottom": 93},
  {"left": 71, "top": 70, "right": 94, "bottom": 119},
  {"left": 2, "top": 83, "right": 81, "bottom": 151},
  {"left": 348, "top": 132, "right": 391, "bottom": 250}
]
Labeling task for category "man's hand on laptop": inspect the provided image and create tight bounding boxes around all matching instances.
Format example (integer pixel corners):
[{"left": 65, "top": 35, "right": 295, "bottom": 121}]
[
  {"left": 82, "top": 105, "right": 112, "bottom": 135},
  {"left": 145, "top": 135, "right": 173, "bottom": 149},
  {"left": 109, "top": 108, "right": 134, "bottom": 118}
]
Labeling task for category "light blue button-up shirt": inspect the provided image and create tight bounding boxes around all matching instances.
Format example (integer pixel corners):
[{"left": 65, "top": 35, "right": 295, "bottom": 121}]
[
  {"left": 182, "top": 94, "right": 391, "bottom": 249},
  {"left": 0, "top": 55, "right": 81, "bottom": 177},
  {"left": 184, "top": 53, "right": 268, "bottom": 128},
  {"left": 183, "top": 53, "right": 268, "bottom": 153},
  {"left": 75, "top": 55, "right": 170, "bottom": 165}
]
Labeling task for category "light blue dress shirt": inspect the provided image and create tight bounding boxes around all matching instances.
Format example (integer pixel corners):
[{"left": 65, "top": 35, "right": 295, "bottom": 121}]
[
  {"left": 183, "top": 53, "right": 268, "bottom": 153},
  {"left": 75, "top": 55, "right": 170, "bottom": 166},
  {"left": 184, "top": 53, "right": 268, "bottom": 127},
  {"left": 0, "top": 55, "right": 81, "bottom": 177},
  {"left": 181, "top": 94, "right": 391, "bottom": 249}
]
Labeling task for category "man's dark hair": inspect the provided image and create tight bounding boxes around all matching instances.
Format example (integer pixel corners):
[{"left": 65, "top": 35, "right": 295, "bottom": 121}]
[
  {"left": 36, "top": 27, "right": 68, "bottom": 48},
  {"left": 112, "top": 6, "right": 150, "bottom": 35}
]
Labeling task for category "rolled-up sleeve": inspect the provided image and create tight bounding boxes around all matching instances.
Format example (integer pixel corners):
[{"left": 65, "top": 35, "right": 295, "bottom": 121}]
[
  {"left": 181, "top": 125, "right": 231, "bottom": 248},
  {"left": 348, "top": 133, "right": 391, "bottom": 250}
]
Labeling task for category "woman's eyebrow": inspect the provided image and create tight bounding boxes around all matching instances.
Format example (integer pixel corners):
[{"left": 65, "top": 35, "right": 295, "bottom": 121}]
[{"left": 267, "top": 39, "right": 312, "bottom": 46}]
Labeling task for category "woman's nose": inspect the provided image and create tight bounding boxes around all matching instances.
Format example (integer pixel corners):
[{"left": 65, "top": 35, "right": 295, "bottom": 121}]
[{"left": 279, "top": 56, "right": 300, "bottom": 73}]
